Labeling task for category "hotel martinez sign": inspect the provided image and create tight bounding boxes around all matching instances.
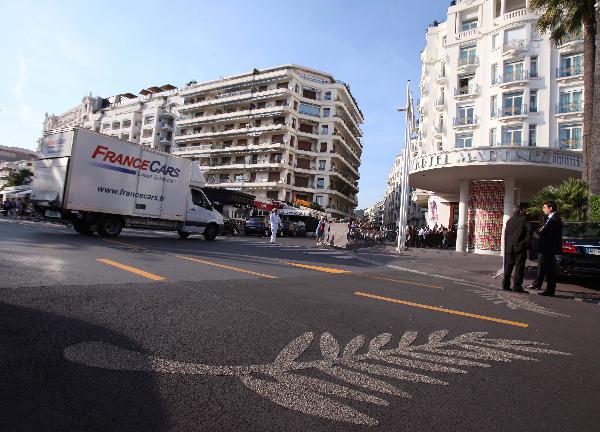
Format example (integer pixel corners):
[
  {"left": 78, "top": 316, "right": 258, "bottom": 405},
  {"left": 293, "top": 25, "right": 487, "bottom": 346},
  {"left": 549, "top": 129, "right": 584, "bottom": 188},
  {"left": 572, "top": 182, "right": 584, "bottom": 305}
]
[{"left": 410, "top": 146, "right": 583, "bottom": 172}]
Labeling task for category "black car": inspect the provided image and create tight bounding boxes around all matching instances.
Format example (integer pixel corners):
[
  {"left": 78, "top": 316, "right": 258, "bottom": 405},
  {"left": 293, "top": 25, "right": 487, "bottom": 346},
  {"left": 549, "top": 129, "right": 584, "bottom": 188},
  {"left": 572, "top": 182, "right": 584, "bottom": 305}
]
[
  {"left": 244, "top": 216, "right": 282, "bottom": 236},
  {"left": 281, "top": 220, "right": 307, "bottom": 237},
  {"left": 556, "top": 222, "right": 600, "bottom": 278}
]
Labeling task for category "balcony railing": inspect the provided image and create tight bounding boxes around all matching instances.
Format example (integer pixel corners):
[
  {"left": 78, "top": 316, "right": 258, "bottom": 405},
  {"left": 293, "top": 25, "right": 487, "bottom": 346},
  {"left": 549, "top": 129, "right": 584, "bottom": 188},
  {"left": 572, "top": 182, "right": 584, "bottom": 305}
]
[
  {"left": 492, "top": 104, "right": 529, "bottom": 118},
  {"left": 556, "top": 138, "right": 582, "bottom": 150},
  {"left": 499, "top": 140, "right": 524, "bottom": 147},
  {"left": 495, "top": 70, "right": 529, "bottom": 85},
  {"left": 557, "top": 101, "right": 583, "bottom": 114},
  {"left": 502, "top": 39, "right": 528, "bottom": 54},
  {"left": 559, "top": 32, "right": 583, "bottom": 46},
  {"left": 454, "top": 85, "right": 479, "bottom": 97},
  {"left": 453, "top": 115, "right": 479, "bottom": 126},
  {"left": 458, "top": 55, "right": 478, "bottom": 67},
  {"left": 556, "top": 65, "right": 584, "bottom": 78}
]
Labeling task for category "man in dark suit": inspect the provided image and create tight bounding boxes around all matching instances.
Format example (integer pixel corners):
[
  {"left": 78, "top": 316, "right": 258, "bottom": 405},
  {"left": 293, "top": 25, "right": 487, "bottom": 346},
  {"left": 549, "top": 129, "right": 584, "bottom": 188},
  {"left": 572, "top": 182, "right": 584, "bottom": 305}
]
[
  {"left": 527, "top": 200, "right": 563, "bottom": 296},
  {"left": 503, "top": 204, "right": 532, "bottom": 293}
]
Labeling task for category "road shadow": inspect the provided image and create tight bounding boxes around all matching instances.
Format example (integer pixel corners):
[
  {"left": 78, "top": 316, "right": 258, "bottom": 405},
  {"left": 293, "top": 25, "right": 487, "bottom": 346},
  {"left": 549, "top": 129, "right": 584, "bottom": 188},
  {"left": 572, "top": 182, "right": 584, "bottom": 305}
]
[{"left": 0, "top": 302, "right": 168, "bottom": 432}]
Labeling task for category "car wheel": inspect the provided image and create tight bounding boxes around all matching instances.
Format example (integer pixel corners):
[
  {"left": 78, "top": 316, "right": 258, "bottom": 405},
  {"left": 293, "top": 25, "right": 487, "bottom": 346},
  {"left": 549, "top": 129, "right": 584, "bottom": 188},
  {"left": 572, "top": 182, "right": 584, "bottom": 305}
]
[
  {"left": 203, "top": 224, "right": 218, "bottom": 241},
  {"left": 96, "top": 215, "right": 123, "bottom": 237}
]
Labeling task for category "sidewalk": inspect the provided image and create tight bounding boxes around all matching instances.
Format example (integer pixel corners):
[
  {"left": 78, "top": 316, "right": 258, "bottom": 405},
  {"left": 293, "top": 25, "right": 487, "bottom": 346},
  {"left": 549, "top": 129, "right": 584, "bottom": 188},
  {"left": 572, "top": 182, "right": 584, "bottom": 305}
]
[{"left": 354, "top": 244, "right": 600, "bottom": 305}]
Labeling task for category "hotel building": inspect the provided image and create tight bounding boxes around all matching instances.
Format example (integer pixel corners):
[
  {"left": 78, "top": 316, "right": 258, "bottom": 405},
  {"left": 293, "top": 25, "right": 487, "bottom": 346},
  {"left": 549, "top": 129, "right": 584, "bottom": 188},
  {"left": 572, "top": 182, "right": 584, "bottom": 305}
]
[
  {"left": 173, "top": 64, "right": 363, "bottom": 219},
  {"left": 412, "top": 0, "right": 583, "bottom": 254}
]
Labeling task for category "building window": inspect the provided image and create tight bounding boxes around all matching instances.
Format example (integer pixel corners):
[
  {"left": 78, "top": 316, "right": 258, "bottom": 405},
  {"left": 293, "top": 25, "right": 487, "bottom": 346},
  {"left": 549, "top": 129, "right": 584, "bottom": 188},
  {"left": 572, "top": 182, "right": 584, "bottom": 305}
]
[
  {"left": 144, "top": 116, "right": 154, "bottom": 125},
  {"left": 323, "top": 108, "right": 330, "bottom": 117},
  {"left": 558, "top": 88, "right": 583, "bottom": 113},
  {"left": 503, "top": 92, "right": 524, "bottom": 116},
  {"left": 219, "top": 174, "right": 229, "bottom": 183},
  {"left": 320, "top": 142, "right": 328, "bottom": 152},
  {"left": 293, "top": 100, "right": 299, "bottom": 110},
  {"left": 490, "top": 128, "right": 497, "bottom": 146},
  {"left": 503, "top": 60, "right": 526, "bottom": 82},
  {"left": 324, "top": 91, "right": 332, "bottom": 100},
  {"left": 559, "top": 53, "right": 583, "bottom": 77},
  {"left": 528, "top": 125, "right": 537, "bottom": 147},
  {"left": 318, "top": 160, "right": 326, "bottom": 170},
  {"left": 502, "top": 125, "right": 523, "bottom": 146},
  {"left": 455, "top": 134, "right": 473, "bottom": 148},
  {"left": 317, "top": 178, "right": 325, "bottom": 189},
  {"left": 321, "top": 125, "right": 329, "bottom": 135},
  {"left": 266, "top": 191, "right": 279, "bottom": 200},
  {"left": 299, "top": 103, "right": 320, "bottom": 117},
  {"left": 492, "top": 34, "right": 499, "bottom": 49},
  {"left": 457, "top": 74, "right": 475, "bottom": 95},
  {"left": 530, "top": 56, "right": 538, "bottom": 78},
  {"left": 102, "top": 123, "right": 110, "bottom": 130},
  {"left": 491, "top": 95, "right": 498, "bottom": 117},
  {"left": 456, "top": 105, "right": 475, "bottom": 125},
  {"left": 436, "top": 141, "right": 443, "bottom": 152},
  {"left": 461, "top": 18, "right": 478, "bottom": 31},
  {"left": 315, "top": 195, "right": 324, "bottom": 206},
  {"left": 491, "top": 63, "right": 499, "bottom": 84},
  {"left": 459, "top": 45, "right": 477, "bottom": 66},
  {"left": 558, "top": 124, "right": 582, "bottom": 149}
]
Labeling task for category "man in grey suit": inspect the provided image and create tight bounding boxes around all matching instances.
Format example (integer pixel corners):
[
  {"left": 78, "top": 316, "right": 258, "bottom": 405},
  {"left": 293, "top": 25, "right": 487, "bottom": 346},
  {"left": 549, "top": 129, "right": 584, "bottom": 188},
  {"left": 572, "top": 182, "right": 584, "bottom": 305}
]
[{"left": 503, "top": 204, "right": 532, "bottom": 293}]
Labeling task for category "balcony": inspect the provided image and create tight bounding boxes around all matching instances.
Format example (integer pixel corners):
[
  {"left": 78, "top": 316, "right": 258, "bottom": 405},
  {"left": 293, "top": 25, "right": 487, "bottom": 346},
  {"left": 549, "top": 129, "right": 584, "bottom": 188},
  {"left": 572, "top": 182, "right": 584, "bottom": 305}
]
[
  {"left": 434, "top": 125, "right": 444, "bottom": 138},
  {"left": 435, "top": 96, "right": 445, "bottom": 111},
  {"left": 436, "top": 72, "right": 447, "bottom": 85},
  {"left": 556, "top": 138, "right": 582, "bottom": 150},
  {"left": 457, "top": 55, "right": 478, "bottom": 73},
  {"left": 175, "top": 123, "right": 287, "bottom": 143},
  {"left": 499, "top": 140, "right": 524, "bottom": 147},
  {"left": 493, "top": 104, "right": 529, "bottom": 122},
  {"left": 558, "top": 33, "right": 584, "bottom": 53},
  {"left": 456, "top": 28, "right": 479, "bottom": 41},
  {"left": 454, "top": 85, "right": 479, "bottom": 99},
  {"left": 556, "top": 65, "right": 584, "bottom": 80},
  {"left": 502, "top": 39, "right": 528, "bottom": 57},
  {"left": 556, "top": 101, "right": 583, "bottom": 115},
  {"left": 159, "top": 122, "right": 172, "bottom": 131},
  {"left": 179, "top": 88, "right": 290, "bottom": 113},
  {"left": 495, "top": 70, "right": 530, "bottom": 88},
  {"left": 452, "top": 116, "right": 480, "bottom": 128}
]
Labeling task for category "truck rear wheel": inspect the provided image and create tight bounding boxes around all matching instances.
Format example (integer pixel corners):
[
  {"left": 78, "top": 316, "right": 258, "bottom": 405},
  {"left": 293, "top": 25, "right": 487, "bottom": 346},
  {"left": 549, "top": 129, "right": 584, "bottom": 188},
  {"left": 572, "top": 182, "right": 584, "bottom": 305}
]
[
  {"left": 96, "top": 215, "right": 123, "bottom": 237},
  {"left": 178, "top": 230, "right": 191, "bottom": 239},
  {"left": 203, "top": 224, "right": 218, "bottom": 241},
  {"left": 72, "top": 221, "right": 94, "bottom": 235}
]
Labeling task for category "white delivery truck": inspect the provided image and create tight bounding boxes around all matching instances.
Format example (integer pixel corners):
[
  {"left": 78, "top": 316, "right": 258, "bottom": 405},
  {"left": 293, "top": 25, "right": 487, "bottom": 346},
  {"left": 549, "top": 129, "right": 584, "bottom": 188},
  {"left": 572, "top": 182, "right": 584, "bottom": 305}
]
[{"left": 31, "top": 128, "right": 224, "bottom": 240}]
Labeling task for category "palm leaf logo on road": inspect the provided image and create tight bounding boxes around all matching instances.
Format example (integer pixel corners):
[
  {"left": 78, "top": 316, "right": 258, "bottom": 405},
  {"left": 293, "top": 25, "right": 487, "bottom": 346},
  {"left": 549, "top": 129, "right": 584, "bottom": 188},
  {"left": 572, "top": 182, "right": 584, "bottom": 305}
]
[{"left": 64, "top": 330, "right": 570, "bottom": 426}]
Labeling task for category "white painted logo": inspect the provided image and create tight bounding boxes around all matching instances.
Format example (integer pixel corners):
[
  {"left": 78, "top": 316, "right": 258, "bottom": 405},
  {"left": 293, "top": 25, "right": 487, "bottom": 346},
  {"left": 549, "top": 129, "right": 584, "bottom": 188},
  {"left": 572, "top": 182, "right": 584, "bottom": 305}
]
[
  {"left": 64, "top": 330, "right": 571, "bottom": 426},
  {"left": 469, "top": 288, "right": 570, "bottom": 317}
]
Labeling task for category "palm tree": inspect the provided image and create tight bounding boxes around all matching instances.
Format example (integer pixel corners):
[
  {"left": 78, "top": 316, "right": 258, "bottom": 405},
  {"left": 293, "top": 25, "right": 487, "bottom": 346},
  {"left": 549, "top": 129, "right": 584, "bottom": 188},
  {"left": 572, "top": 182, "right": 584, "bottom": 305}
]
[
  {"left": 530, "top": 0, "right": 596, "bottom": 183},
  {"left": 5, "top": 169, "right": 33, "bottom": 187},
  {"left": 526, "top": 178, "right": 588, "bottom": 222}
]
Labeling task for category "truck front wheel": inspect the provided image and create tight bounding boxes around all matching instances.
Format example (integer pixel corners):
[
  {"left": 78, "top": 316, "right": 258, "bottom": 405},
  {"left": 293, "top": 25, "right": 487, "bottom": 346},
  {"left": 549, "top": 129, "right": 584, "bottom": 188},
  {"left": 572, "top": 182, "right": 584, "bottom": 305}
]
[
  {"left": 203, "top": 224, "right": 218, "bottom": 241},
  {"left": 97, "top": 215, "right": 123, "bottom": 237}
]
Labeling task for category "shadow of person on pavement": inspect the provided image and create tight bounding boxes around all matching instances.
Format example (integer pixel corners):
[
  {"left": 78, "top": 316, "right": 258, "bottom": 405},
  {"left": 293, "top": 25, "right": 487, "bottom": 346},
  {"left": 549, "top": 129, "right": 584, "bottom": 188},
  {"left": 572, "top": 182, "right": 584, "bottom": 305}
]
[{"left": 0, "top": 302, "right": 168, "bottom": 432}]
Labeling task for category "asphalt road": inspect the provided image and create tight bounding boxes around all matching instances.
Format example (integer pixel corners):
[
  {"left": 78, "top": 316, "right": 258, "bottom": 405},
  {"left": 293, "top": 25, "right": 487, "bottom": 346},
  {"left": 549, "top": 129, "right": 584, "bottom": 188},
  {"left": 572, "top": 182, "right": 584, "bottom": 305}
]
[{"left": 1, "top": 217, "right": 599, "bottom": 432}]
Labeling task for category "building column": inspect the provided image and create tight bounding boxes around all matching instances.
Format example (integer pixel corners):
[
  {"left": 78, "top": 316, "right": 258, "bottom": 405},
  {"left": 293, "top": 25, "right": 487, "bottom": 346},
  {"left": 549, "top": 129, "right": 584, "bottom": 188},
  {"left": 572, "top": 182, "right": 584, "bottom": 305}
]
[
  {"left": 456, "top": 179, "right": 469, "bottom": 252},
  {"left": 501, "top": 179, "right": 515, "bottom": 257},
  {"left": 500, "top": 0, "right": 505, "bottom": 16}
]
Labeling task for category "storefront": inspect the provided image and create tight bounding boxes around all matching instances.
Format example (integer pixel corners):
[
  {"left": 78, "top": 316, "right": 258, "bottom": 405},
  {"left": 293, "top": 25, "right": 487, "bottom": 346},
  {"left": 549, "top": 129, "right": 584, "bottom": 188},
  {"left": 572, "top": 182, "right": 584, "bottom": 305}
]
[{"left": 410, "top": 146, "right": 582, "bottom": 255}]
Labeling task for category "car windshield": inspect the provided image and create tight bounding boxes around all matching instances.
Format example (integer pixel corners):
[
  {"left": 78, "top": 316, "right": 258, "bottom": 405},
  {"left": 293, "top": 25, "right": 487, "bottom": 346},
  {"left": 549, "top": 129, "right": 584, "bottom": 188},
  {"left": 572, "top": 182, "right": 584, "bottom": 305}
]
[{"left": 563, "top": 223, "right": 600, "bottom": 239}]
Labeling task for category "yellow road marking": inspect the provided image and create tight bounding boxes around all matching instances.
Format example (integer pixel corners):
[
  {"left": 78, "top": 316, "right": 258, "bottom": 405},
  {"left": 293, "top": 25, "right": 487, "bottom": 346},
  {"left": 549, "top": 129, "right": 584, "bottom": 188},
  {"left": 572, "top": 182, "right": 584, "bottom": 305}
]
[
  {"left": 282, "top": 261, "right": 352, "bottom": 274},
  {"left": 354, "top": 291, "right": 529, "bottom": 328},
  {"left": 176, "top": 255, "right": 278, "bottom": 279},
  {"left": 355, "top": 273, "right": 443, "bottom": 289},
  {"left": 96, "top": 258, "right": 165, "bottom": 281}
]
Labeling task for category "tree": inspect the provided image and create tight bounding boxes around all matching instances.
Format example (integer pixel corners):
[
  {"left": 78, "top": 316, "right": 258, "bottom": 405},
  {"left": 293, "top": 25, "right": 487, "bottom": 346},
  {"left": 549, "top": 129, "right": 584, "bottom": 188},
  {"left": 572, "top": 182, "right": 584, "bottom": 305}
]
[
  {"left": 526, "top": 178, "right": 589, "bottom": 222},
  {"left": 530, "top": 0, "right": 596, "bottom": 184},
  {"left": 5, "top": 168, "right": 33, "bottom": 187}
]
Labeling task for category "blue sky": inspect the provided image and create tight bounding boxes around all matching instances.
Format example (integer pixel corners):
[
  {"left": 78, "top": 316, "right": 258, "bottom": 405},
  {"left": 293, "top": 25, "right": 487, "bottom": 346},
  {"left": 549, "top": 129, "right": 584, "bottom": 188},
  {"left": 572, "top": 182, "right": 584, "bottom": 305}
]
[{"left": 1, "top": 0, "right": 449, "bottom": 208}]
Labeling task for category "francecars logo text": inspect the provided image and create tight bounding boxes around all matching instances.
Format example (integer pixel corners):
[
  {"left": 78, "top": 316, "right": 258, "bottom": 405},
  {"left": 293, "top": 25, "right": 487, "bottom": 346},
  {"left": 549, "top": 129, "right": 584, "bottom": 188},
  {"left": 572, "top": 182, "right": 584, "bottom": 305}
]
[{"left": 89, "top": 145, "right": 180, "bottom": 177}]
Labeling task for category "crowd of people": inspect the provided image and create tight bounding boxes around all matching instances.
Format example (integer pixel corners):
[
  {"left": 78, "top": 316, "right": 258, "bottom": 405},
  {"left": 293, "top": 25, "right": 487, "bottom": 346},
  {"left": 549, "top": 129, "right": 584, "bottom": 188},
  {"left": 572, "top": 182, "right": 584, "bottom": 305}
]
[
  {"left": 406, "top": 224, "right": 456, "bottom": 249},
  {"left": 1, "top": 198, "right": 30, "bottom": 218}
]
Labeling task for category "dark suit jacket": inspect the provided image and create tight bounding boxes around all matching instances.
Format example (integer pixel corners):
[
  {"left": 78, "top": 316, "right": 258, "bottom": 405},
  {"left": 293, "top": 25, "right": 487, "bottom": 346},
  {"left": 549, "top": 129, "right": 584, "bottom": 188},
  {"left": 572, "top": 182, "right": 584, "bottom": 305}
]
[
  {"left": 504, "top": 214, "right": 532, "bottom": 253},
  {"left": 538, "top": 213, "right": 563, "bottom": 255}
]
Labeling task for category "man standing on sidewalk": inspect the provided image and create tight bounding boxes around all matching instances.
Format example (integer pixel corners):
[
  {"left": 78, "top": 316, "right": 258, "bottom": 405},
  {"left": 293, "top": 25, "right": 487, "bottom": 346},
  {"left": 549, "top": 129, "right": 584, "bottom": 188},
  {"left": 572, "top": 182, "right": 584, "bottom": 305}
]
[
  {"left": 269, "top": 209, "right": 282, "bottom": 244},
  {"left": 502, "top": 204, "right": 532, "bottom": 293},
  {"left": 527, "top": 201, "right": 563, "bottom": 297}
]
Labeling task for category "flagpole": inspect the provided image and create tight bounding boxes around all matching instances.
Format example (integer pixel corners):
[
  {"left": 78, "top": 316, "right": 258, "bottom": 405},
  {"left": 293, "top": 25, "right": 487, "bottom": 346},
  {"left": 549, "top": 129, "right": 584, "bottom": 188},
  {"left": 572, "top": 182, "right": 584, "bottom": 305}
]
[{"left": 396, "top": 81, "right": 414, "bottom": 252}]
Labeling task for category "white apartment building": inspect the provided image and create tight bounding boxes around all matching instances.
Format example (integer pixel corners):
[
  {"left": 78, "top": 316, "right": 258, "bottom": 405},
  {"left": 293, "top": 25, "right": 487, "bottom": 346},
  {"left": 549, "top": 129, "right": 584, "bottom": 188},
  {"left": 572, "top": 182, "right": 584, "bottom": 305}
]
[
  {"left": 411, "top": 0, "right": 583, "bottom": 254},
  {"left": 42, "top": 85, "right": 180, "bottom": 153},
  {"left": 173, "top": 64, "right": 363, "bottom": 219}
]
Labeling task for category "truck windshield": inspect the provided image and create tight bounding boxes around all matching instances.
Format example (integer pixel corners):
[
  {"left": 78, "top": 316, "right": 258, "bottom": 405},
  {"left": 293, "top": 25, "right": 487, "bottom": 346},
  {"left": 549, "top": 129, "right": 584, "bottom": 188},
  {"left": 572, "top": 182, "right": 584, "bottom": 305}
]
[{"left": 191, "top": 189, "right": 210, "bottom": 208}]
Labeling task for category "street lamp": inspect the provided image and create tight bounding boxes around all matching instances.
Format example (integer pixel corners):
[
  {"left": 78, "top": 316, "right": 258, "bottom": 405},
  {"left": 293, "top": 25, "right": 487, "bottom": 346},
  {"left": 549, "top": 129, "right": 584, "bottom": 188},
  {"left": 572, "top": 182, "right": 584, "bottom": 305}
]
[{"left": 396, "top": 82, "right": 414, "bottom": 252}]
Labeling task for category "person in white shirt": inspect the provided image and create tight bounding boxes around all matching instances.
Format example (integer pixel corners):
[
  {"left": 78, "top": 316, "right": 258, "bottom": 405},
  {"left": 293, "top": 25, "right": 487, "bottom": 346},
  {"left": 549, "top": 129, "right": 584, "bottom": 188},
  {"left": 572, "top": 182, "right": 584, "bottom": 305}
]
[{"left": 269, "top": 209, "right": 282, "bottom": 244}]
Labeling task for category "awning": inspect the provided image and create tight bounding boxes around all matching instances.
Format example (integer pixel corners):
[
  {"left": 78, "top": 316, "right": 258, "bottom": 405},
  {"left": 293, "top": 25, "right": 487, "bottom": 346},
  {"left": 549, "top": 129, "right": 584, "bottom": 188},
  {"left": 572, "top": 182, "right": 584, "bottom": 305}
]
[
  {"left": 161, "top": 84, "right": 177, "bottom": 91},
  {"left": 203, "top": 187, "right": 255, "bottom": 206}
]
